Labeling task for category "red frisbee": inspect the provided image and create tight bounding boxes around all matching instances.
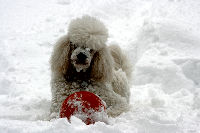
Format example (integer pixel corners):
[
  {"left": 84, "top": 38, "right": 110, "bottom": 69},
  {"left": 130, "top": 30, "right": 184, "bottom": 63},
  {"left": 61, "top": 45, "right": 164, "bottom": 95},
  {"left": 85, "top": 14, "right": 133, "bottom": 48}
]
[{"left": 60, "top": 91, "right": 106, "bottom": 125}]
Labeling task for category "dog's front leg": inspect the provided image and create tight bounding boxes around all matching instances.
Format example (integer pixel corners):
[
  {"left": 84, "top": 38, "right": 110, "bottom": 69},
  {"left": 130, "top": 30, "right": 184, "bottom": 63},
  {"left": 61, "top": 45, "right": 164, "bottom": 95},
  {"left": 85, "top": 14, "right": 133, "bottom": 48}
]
[
  {"left": 50, "top": 78, "right": 72, "bottom": 119},
  {"left": 96, "top": 83, "right": 130, "bottom": 117},
  {"left": 106, "top": 93, "right": 130, "bottom": 117}
]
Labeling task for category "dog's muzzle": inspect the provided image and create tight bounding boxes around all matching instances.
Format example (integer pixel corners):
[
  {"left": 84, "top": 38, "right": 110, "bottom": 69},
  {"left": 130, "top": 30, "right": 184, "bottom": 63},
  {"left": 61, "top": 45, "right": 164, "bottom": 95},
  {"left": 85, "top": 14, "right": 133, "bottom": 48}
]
[
  {"left": 76, "top": 52, "right": 87, "bottom": 64},
  {"left": 71, "top": 47, "right": 91, "bottom": 72}
]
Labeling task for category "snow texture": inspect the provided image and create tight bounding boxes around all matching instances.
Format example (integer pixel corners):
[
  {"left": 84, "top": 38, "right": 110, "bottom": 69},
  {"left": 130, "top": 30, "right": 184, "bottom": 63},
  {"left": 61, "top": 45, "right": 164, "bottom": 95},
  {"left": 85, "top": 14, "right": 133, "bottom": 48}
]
[{"left": 0, "top": 0, "right": 200, "bottom": 132}]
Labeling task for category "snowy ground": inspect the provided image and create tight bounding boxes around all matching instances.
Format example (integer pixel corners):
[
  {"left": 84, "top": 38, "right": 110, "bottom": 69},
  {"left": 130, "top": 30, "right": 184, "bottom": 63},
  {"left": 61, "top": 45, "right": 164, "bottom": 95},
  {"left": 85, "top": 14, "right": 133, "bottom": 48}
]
[{"left": 1, "top": 0, "right": 200, "bottom": 132}]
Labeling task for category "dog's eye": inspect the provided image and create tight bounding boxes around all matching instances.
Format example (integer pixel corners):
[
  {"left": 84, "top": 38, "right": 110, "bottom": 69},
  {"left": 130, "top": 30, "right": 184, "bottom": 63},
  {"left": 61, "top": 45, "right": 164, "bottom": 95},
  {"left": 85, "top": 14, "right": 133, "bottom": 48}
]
[
  {"left": 70, "top": 42, "right": 78, "bottom": 49},
  {"left": 90, "top": 49, "right": 96, "bottom": 53}
]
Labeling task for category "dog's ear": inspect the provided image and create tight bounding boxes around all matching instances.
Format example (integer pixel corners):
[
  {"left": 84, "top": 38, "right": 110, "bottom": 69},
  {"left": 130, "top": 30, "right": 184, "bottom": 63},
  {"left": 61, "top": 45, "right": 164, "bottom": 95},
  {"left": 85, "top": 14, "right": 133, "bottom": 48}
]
[
  {"left": 90, "top": 47, "right": 114, "bottom": 82},
  {"left": 50, "top": 35, "right": 71, "bottom": 77}
]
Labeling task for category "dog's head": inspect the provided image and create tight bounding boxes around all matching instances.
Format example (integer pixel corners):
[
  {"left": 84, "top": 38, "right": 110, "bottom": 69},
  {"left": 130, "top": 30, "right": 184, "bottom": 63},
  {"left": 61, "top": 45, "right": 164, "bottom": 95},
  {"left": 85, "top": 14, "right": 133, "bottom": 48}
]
[{"left": 51, "top": 16, "right": 114, "bottom": 82}]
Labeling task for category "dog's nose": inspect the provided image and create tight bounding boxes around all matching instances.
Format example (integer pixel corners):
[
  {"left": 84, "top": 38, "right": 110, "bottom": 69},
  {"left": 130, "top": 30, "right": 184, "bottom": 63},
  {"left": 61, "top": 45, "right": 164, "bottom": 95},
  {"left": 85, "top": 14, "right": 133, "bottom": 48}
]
[{"left": 77, "top": 52, "right": 87, "bottom": 63}]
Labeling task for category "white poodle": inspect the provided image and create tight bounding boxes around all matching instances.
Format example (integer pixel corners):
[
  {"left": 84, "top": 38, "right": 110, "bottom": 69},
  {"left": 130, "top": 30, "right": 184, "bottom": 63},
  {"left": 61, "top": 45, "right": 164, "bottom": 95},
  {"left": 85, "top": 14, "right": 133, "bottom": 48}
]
[{"left": 50, "top": 15, "right": 132, "bottom": 119}]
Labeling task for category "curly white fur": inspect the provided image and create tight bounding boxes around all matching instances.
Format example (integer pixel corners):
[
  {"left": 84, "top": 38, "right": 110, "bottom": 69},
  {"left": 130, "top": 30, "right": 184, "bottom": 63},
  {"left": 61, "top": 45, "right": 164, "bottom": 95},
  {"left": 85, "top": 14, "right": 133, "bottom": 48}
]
[{"left": 50, "top": 15, "right": 132, "bottom": 119}]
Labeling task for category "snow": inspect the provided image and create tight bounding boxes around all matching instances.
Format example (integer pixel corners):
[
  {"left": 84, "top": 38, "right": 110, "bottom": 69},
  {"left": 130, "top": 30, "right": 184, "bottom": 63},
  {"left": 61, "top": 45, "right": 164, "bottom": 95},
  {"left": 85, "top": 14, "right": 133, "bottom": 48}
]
[{"left": 0, "top": 0, "right": 200, "bottom": 132}]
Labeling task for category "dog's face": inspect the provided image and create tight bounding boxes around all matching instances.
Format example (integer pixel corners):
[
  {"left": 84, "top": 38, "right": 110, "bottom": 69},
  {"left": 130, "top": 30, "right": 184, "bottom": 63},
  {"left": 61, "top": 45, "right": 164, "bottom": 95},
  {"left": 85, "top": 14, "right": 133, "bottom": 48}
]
[
  {"left": 51, "top": 16, "right": 114, "bottom": 82},
  {"left": 70, "top": 42, "right": 96, "bottom": 72}
]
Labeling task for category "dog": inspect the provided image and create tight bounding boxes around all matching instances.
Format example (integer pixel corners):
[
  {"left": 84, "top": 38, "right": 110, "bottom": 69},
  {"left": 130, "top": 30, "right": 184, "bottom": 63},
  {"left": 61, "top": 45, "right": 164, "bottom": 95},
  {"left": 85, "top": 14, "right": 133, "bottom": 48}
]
[{"left": 49, "top": 15, "right": 132, "bottom": 119}]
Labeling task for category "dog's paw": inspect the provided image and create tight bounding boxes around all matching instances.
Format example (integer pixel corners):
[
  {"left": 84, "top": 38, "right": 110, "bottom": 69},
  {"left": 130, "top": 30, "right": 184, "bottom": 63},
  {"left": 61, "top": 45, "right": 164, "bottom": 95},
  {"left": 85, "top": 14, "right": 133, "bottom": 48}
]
[
  {"left": 49, "top": 112, "right": 59, "bottom": 120},
  {"left": 107, "top": 104, "right": 130, "bottom": 117}
]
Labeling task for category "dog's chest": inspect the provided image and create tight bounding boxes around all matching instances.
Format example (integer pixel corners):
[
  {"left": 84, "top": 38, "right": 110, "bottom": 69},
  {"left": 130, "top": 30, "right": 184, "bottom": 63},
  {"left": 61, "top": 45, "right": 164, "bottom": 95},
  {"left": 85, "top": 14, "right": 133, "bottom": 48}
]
[
  {"left": 68, "top": 80, "right": 97, "bottom": 93},
  {"left": 70, "top": 80, "right": 89, "bottom": 90}
]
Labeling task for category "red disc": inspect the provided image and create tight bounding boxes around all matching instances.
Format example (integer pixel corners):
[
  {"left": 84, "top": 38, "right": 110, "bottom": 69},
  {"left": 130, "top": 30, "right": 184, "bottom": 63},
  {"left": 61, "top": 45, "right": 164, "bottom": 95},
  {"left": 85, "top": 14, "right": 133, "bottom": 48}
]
[{"left": 60, "top": 91, "right": 106, "bottom": 125}]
